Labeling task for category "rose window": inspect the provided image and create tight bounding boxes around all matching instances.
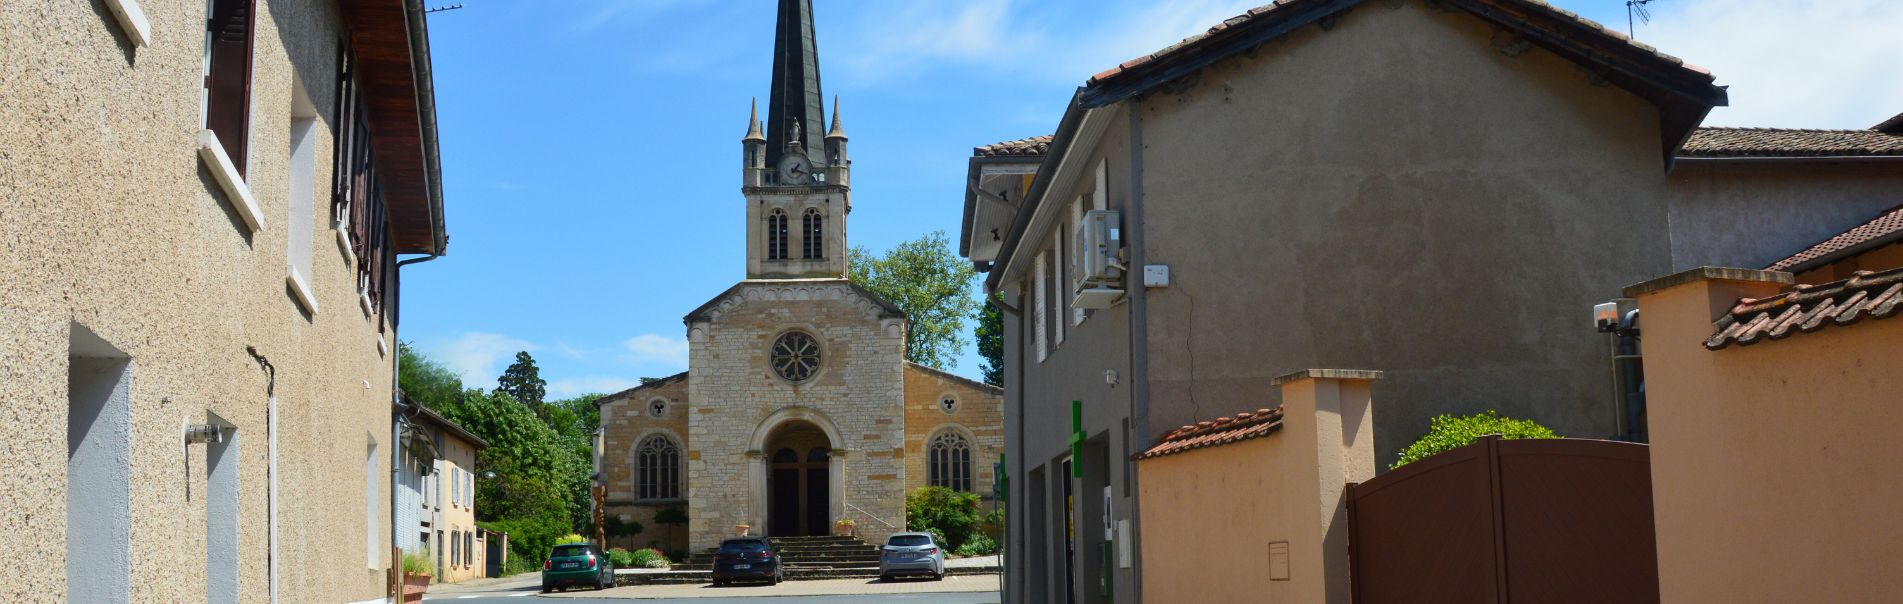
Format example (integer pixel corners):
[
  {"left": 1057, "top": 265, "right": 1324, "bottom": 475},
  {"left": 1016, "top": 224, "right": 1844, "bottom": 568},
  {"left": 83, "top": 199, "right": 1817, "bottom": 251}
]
[{"left": 771, "top": 331, "right": 821, "bottom": 382}]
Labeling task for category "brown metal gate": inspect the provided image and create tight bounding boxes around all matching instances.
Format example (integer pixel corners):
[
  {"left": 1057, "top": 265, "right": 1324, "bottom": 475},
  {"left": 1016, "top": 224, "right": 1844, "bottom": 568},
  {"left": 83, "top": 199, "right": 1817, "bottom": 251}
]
[{"left": 1346, "top": 436, "right": 1658, "bottom": 603}]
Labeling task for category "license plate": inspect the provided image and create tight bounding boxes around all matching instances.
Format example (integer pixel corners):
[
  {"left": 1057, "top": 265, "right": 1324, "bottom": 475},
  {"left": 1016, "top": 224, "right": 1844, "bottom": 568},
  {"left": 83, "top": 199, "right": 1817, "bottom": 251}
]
[
  {"left": 559, "top": 562, "right": 579, "bottom": 569},
  {"left": 902, "top": 553, "right": 920, "bottom": 559},
  {"left": 733, "top": 564, "right": 751, "bottom": 569}
]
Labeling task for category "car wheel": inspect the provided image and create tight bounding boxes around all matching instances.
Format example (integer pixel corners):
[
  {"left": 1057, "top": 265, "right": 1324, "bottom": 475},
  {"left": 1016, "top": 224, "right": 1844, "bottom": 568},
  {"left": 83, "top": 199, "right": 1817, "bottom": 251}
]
[
  {"left": 935, "top": 570, "right": 945, "bottom": 581},
  {"left": 540, "top": 584, "right": 550, "bottom": 594}
]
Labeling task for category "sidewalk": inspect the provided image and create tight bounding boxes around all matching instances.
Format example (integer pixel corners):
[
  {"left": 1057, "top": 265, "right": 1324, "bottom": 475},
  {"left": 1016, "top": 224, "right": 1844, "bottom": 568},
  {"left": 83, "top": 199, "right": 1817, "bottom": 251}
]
[
  {"left": 423, "top": 572, "right": 540, "bottom": 595},
  {"left": 546, "top": 574, "right": 1002, "bottom": 599}
]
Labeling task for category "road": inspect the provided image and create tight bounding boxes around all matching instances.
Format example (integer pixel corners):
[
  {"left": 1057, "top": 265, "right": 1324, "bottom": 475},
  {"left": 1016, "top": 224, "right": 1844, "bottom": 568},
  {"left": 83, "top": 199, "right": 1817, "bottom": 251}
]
[{"left": 422, "top": 574, "right": 1001, "bottom": 604}]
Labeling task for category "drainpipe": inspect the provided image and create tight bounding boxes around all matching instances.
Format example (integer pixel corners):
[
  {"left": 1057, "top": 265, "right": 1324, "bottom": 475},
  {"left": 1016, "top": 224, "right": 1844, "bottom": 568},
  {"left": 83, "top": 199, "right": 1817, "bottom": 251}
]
[
  {"left": 245, "top": 347, "right": 278, "bottom": 604},
  {"left": 1122, "top": 104, "right": 1148, "bottom": 604},
  {"left": 1614, "top": 310, "right": 1645, "bottom": 442}
]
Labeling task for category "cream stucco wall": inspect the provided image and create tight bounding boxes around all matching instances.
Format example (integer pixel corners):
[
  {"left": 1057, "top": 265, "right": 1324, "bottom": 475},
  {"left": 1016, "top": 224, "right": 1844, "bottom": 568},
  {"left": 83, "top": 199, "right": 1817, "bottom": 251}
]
[
  {"left": 437, "top": 433, "right": 484, "bottom": 583},
  {"left": 1634, "top": 272, "right": 1903, "bottom": 603},
  {"left": 2, "top": 1, "right": 402, "bottom": 601},
  {"left": 1137, "top": 373, "right": 1374, "bottom": 604}
]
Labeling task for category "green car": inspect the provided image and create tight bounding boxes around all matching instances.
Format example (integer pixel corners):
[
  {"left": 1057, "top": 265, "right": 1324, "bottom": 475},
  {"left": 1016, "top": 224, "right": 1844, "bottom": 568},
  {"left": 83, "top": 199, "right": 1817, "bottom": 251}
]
[{"left": 541, "top": 542, "right": 615, "bottom": 592}]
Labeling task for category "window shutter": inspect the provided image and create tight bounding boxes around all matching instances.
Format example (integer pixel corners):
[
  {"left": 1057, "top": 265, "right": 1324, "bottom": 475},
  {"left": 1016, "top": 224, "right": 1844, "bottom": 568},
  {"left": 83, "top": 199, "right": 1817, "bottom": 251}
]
[{"left": 204, "top": 0, "right": 255, "bottom": 176}]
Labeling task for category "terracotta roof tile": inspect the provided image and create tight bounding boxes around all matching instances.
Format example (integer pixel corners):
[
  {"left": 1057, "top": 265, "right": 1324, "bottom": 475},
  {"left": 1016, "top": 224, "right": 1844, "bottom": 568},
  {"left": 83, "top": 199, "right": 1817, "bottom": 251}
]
[
  {"left": 1135, "top": 407, "right": 1285, "bottom": 460},
  {"left": 1767, "top": 205, "right": 1903, "bottom": 273},
  {"left": 973, "top": 135, "right": 1053, "bottom": 158},
  {"left": 1705, "top": 266, "right": 1903, "bottom": 350},
  {"left": 1681, "top": 127, "right": 1903, "bottom": 158}
]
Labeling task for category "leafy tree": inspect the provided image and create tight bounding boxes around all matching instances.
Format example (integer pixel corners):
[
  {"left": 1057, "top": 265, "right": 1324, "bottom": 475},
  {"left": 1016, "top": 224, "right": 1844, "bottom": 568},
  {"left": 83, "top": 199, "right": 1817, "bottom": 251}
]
[
  {"left": 904, "top": 486, "right": 982, "bottom": 551},
  {"left": 398, "top": 342, "right": 464, "bottom": 410},
  {"left": 497, "top": 351, "right": 548, "bottom": 418},
  {"left": 974, "top": 292, "right": 1003, "bottom": 386},
  {"left": 848, "top": 231, "right": 980, "bottom": 370},
  {"left": 1391, "top": 411, "right": 1560, "bottom": 470}
]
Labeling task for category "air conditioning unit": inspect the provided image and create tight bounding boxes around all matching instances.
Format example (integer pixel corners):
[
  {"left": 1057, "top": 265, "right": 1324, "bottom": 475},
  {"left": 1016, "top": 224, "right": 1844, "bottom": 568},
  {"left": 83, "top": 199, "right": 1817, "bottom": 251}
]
[
  {"left": 1079, "top": 210, "right": 1123, "bottom": 284},
  {"left": 1073, "top": 210, "right": 1125, "bottom": 310}
]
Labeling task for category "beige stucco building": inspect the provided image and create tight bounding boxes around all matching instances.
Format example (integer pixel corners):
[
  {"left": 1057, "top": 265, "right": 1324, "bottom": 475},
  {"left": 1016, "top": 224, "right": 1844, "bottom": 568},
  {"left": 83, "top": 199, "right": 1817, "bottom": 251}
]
[
  {"left": 395, "top": 399, "right": 489, "bottom": 583},
  {"left": 593, "top": 0, "right": 1003, "bottom": 555},
  {"left": 2, "top": 0, "right": 445, "bottom": 602}
]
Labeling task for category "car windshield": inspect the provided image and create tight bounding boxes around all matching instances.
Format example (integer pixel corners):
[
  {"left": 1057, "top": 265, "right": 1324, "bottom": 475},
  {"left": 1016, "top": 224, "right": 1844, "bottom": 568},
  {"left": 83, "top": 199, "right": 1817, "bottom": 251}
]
[
  {"left": 551, "top": 545, "right": 592, "bottom": 558},
  {"left": 887, "top": 535, "right": 932, "bottom": 547},
  {"left": 720, "top": 540, "right": 768, "bottom": 552}
]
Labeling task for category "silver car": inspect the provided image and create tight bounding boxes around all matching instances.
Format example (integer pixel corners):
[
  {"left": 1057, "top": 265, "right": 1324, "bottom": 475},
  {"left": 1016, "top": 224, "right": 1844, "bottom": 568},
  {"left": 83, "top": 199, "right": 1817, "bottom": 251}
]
[{"left": 878, "top": 532, "right": 946, "bottom": 581}]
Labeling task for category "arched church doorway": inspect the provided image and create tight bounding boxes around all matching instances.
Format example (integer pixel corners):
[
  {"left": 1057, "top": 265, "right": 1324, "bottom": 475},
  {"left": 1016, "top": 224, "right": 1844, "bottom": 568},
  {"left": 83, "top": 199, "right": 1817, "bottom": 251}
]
[{"left": 764, "top": 420, "right": 832, "bottom": 537}]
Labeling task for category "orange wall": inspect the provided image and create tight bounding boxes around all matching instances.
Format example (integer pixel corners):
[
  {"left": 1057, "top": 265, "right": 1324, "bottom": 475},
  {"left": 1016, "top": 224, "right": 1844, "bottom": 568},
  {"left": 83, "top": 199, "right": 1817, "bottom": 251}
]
[{"left": 1635, "top": 272, "right": 1903, "bottom": 602}]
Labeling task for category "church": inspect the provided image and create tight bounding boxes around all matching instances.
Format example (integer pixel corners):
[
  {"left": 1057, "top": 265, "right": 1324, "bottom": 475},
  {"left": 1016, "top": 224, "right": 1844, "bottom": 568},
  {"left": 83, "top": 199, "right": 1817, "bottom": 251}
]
[{"left": 595, "top": 0, "right": 1003, "bottom": 554}]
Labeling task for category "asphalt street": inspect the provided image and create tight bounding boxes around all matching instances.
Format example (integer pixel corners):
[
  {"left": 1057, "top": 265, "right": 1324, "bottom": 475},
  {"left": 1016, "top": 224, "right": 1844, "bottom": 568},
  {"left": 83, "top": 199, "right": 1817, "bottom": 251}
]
[{"left": 421, "top": 574, "right": 1001, "bottom": 604}]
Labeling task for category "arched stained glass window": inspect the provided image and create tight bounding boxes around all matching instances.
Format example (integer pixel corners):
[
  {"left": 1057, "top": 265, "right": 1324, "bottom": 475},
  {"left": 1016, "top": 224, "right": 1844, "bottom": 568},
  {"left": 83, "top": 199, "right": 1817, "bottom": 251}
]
[
  {"left": 637, "top": 435, "right": 681, "bottom": 500},
  {"left": 767, "top": 209, "right": 789, "bottom": 260},
  {"left": 802, "top": 208, "right": 824, "bottom": 259},
  {"left": 928, "top": 431, "right": 973, "bottom": 492}
]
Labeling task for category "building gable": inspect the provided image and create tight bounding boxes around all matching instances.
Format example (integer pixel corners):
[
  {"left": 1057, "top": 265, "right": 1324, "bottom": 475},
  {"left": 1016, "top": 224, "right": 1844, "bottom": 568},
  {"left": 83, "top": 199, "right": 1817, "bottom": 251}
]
[{"left": 683, "top": 278, "right": 904, "bottom": 325}]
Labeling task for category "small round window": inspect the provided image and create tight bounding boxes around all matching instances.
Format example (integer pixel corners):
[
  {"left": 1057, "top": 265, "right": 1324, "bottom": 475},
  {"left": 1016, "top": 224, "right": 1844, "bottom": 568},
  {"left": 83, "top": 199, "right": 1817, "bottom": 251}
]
[
  {"left": 939, "top": 396, "right": 959, "bottom": 414},
  {"left": 647, "top": 399, "right": 669, "bottom": 418},
  {"left": 771, "top": 331, "right": 821, "bottom": 382}
]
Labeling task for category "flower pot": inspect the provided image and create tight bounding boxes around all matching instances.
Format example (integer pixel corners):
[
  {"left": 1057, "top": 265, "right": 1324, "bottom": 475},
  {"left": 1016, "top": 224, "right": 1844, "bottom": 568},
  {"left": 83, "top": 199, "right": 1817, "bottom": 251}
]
[
  {"left": 835, "top": 523, "right": 854, "bottom": 537},
  {"left": 735, "top": 524, "right": 751, "bottom": 537},
  {"left": 401, "top": 572, "right": 431, "bottom": 604}
]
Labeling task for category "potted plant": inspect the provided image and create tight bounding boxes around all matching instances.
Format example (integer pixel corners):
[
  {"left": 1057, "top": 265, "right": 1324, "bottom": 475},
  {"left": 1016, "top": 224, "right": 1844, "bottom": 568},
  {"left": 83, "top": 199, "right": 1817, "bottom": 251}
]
[
  {"left": 735, "top": 523, "right": 751, "bottom": 536},
  {"left": 400, "top": 549, "right": 433, "bottom": 604},
  {"left": 834, "top": 518, "right": 856, "bottom": 537}
]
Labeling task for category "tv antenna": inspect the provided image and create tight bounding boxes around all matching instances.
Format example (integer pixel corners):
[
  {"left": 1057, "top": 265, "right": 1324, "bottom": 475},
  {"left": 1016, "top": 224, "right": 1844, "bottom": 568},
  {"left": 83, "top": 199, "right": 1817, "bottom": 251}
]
[
  {"left": 425, "top": 3, "right": 464, "bottom": 14},
  {"left": 1626, "top": 0, "right": 1654, "bottom": 37}
]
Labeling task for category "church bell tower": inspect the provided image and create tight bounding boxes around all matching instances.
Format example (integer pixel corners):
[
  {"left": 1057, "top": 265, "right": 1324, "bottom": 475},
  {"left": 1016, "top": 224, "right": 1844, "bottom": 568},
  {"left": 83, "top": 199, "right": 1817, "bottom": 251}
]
[{"left": 742, "top": 0, "right": 850, "bottom": 280}]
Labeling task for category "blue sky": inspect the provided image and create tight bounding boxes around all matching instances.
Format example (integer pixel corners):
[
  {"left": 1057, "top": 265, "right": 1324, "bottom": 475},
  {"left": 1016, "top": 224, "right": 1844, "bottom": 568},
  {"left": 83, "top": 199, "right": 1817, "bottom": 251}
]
[{"left": 403, "top": 0, "right": 1903, "bottom": 398}]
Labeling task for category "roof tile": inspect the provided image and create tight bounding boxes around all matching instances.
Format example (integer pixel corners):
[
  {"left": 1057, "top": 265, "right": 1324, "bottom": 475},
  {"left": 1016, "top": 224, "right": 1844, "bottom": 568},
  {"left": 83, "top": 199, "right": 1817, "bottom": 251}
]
[
  {"left": 1135, "top": 406, "right": 1285, "bottom": 460},
  {"left": 1682, "top": 127, "right": 1903, "bottom": 158},
  {"left": 1706, "top": 267, "right": 1903, "bottom": 350},
  {"left": 1767, "top": 204, "right": 1903, "bottom": 272},
  {"left": 973, "top": 135, "right": 1053, "bottom": 158}
]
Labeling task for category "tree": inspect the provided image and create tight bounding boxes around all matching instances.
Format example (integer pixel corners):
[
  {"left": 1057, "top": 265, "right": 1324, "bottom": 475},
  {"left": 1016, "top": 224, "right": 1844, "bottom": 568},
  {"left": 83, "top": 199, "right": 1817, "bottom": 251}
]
[
  {"left": 497, "top": 351, "right": 547, "bottom": 418},
  {"left": 974, "top": 292, "right": 1003, "bottom": 386},
  {"left": 848, "top": 230, "right": 980, "bottom": 370},
  {"left": 398, "top": 342, "right": 464, "bottom": 410}
]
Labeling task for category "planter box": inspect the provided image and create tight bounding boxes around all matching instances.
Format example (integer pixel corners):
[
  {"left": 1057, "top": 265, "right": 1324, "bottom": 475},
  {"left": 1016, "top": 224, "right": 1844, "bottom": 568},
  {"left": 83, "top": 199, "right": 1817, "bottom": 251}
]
[{"left": 401, "top": 573, "right": 431, "bottom": 604}]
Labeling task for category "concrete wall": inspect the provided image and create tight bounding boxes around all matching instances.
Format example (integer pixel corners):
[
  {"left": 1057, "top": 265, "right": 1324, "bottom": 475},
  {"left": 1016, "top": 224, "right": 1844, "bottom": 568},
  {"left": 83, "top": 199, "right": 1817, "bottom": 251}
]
[
  {"left": 600, "top": 378, "right": 692, "bottom": 553},
  {"left": 685, "top": 280, "right": 907, "bottom": 549},
  {"left": 1137, "top": 372, "right": 1374, "bottom": 604},
  {"left": 901, "top": 364, "right": 1004, "bottom": 499},
  {"left": 1, "top": 1, "right": 399, "bottom": 602},
  {"left": 1633, "top": 271, "right": 1903, "bottom": 603},
  {"left": 1666, "top": 162, "right": 1903, "bottom": 271},
  {"left": 1134, "top": 3, "right": 1673, "bottom": 467}
]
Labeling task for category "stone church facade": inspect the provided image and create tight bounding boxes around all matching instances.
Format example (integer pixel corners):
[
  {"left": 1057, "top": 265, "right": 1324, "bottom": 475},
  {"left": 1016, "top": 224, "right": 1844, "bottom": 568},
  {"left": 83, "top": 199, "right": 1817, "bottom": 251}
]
[{"left": 596, "top": 0, "right": 1002, "bottom": 554}]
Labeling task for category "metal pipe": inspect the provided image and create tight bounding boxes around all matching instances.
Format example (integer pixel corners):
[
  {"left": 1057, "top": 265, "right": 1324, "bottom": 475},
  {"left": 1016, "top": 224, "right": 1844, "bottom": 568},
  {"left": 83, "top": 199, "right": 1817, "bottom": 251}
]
[{"left": 402, "top": 0, "right": 448, "bottom": 256}]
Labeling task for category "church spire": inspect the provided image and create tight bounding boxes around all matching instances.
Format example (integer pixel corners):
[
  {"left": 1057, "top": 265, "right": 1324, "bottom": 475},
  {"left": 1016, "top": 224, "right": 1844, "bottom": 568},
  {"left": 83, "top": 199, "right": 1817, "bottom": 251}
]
[{"left": 765, "top": 0, "right": 827, "bottom": 170}]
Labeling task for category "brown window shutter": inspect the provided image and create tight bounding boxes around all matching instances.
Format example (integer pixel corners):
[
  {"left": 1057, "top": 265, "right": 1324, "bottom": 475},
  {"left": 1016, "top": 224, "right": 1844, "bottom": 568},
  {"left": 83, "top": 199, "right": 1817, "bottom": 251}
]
[{"left": 205, "top": 0, "right": 255, "bottom": 177}]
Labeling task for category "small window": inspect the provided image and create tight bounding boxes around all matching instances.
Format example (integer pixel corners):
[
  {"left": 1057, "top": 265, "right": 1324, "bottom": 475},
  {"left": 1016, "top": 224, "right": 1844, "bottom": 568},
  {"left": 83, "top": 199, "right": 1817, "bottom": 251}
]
[
  {"left": 939, "top": 396, "right": 959, "bottom": 414},
  {"left": 203, "top": 0, "right": 255, "bottom": 176},
  {"left": 802, "top": 208, "right": 824, "bottom": 259},
  {"left": 287, "top": 76, "right": 319, "bottom": 314},
  {"left": 771, "top": 331, "right": 821, "bottom": 382},
  {"left": 887, "top": 534, "right": 933, "bottom": 547},
  {"left": 648, "top": 399, "right": 668, "bottom": 418},
  {"left": 767, "top": 209, "right": 789, "bottom": 260}
]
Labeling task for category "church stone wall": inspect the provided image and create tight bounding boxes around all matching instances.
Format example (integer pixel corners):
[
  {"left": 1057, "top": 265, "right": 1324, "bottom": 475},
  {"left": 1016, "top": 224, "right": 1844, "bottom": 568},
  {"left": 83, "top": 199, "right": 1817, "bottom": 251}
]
[
  {"left": 686, "top": 280, "right": 907, "bottom": 549},
  {"left": 903, "top": 364, "right": 1005, "bottom": 500},
  {"left": 598, "top": 376, "right": 691, "bottom": 553}
]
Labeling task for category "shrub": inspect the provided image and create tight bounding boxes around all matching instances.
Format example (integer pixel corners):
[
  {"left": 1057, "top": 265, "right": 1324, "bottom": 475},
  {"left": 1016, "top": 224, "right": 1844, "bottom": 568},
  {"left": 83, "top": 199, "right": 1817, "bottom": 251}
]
[
  {"left": 604, "top": 516, "right": 643, "bottom": 537},
  {"left": 654, "top": 506, "right": 688, "bottom": 525},
  {"left": 607, "top": 548, "right": 636, "bottom": 567},
  {"left": 629, "top": 548, "right": 670, "bottom": 568},
  {"left": 954, "top": 534, "right": 998, "bottom": 556},
  {"left": 905, "top": 486, "right": 981, "bottom": 551},
  {"left": 1392, "top": 410, "right": 1560, "bottom": 470},
  {"left": 554, "top": 533, "right": 586, "bottom": 545},
  {"left": 480, "top": 515, "right": 571, "bottom": 572}
]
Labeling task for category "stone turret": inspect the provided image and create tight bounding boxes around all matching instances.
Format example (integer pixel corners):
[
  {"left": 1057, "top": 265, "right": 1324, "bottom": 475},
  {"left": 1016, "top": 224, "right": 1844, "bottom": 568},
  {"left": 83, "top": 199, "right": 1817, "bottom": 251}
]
[
  {"left": 824, "top": 97, "right": 848, "bottom": 186},
  {"left": 743, "top": 98, "right": 766, "bottom": 187}
]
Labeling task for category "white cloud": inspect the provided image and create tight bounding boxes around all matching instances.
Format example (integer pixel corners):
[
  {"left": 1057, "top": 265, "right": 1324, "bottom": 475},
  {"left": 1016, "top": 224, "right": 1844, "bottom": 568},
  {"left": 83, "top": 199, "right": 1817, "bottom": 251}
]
[
  {"left": 831, "top": 0, "right": 1262, "bottom": 85},
  {"left": 437, "top": 332, "right": 539, "bottom": 384},
  {"left": 547, "top": 375, "right": 642, "bottom": 400},
  {"left": 622, "top": 333, "right": 691, "bottom": 369},
  {"left": 1640, "top": 0, "right": 1903, "bottom": 128}
]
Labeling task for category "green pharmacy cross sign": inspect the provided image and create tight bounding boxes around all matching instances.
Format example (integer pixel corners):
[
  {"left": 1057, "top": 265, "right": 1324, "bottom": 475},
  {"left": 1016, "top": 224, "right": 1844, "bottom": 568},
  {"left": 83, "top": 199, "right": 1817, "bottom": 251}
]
[{"left": 1069, "top": 400, "right": 1085, "bottom": 477}]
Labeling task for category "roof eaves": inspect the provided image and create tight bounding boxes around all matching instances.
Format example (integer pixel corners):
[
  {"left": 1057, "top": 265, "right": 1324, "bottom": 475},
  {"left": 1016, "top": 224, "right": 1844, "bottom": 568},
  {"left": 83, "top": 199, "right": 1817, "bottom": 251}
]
[
  {"left": 594, "top": 371, "right": 691, "bottom": 407},
  {"left": 985, "top": 90, "right": 1090, "bottom": 295},
  {"left": 904, "top": 361, "right": 1004, "bottom": 394}
]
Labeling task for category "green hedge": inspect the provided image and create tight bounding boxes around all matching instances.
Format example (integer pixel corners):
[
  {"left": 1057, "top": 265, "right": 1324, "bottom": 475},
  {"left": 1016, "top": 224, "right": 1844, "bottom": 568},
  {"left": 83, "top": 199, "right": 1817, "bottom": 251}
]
[
  {"left": 1392, "top": 411, "right": 1559, "bottom": 470},
  {"left": 905, "top": 486, "right": 981, "bottom": 551}
]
